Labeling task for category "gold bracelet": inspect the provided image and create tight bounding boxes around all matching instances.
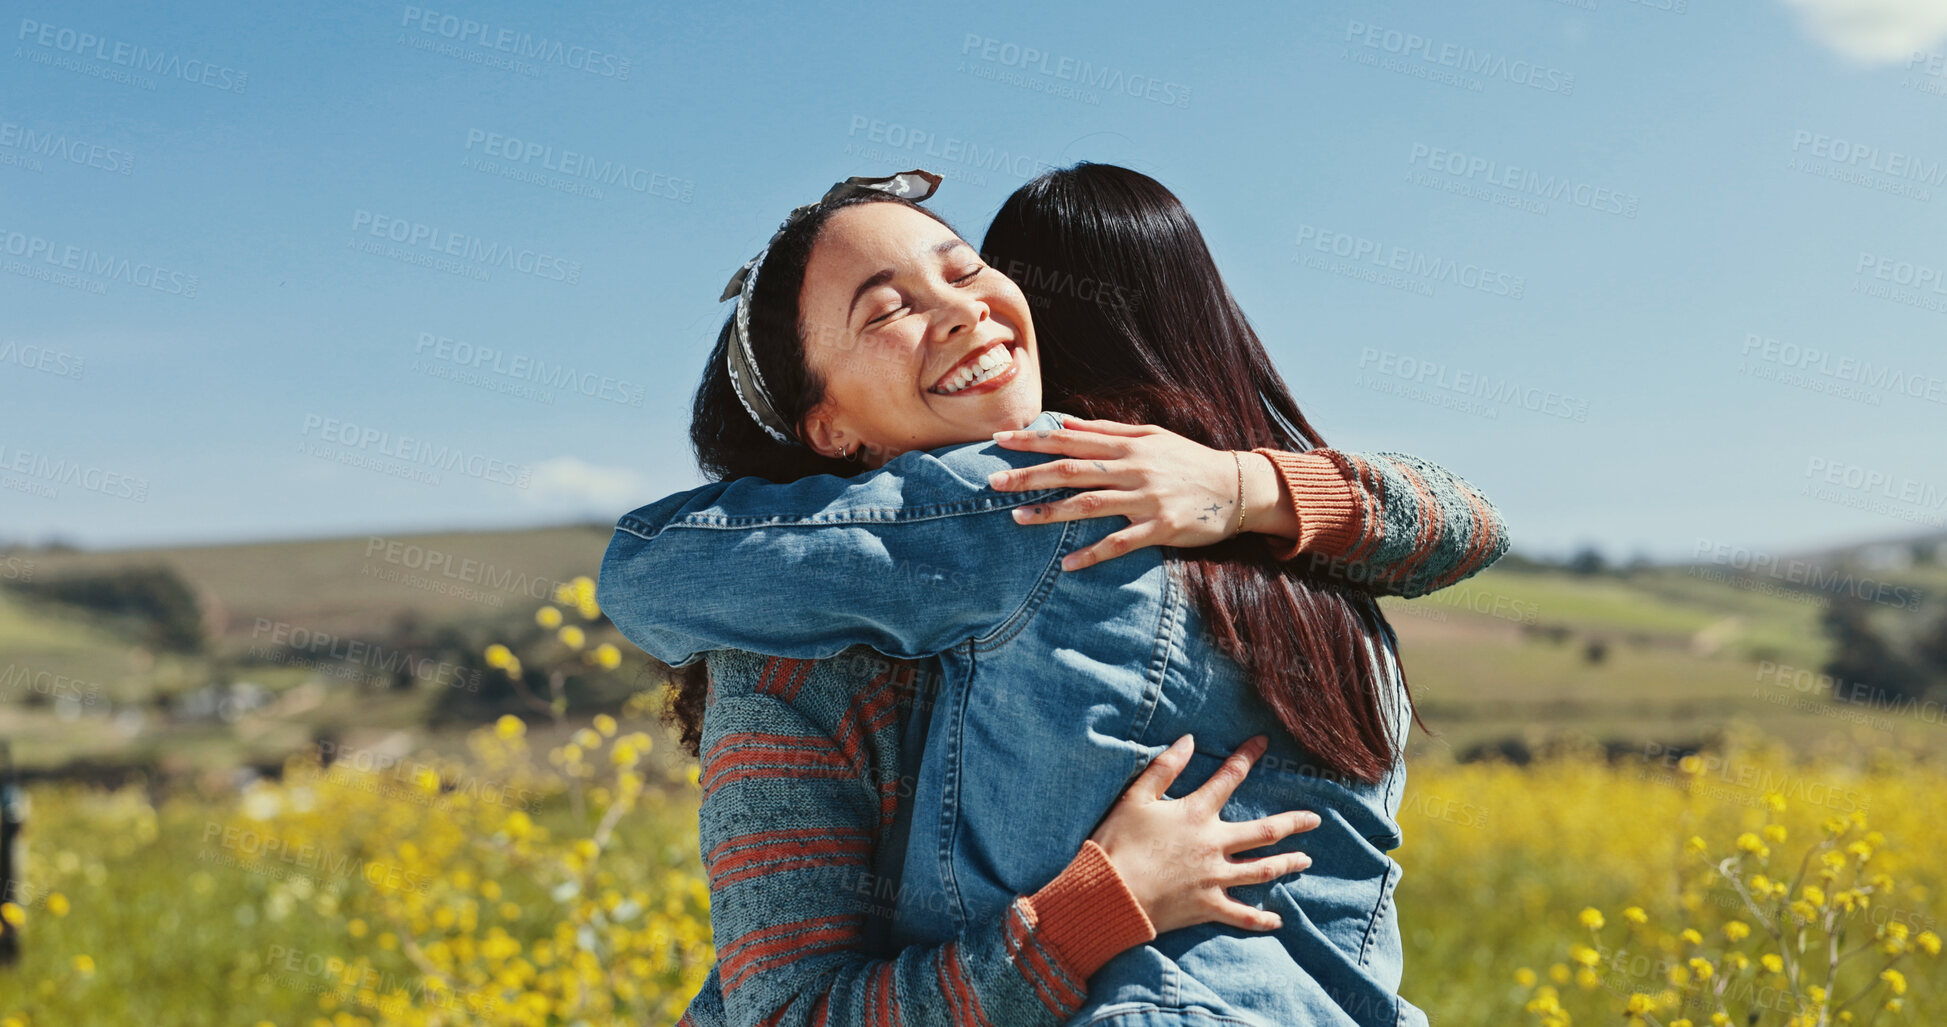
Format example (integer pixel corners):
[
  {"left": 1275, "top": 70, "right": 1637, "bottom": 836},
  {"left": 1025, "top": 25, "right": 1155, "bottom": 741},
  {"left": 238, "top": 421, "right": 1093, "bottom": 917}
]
[{"left": 1231, "top": 451, "right": 1246, "bottom": 537}]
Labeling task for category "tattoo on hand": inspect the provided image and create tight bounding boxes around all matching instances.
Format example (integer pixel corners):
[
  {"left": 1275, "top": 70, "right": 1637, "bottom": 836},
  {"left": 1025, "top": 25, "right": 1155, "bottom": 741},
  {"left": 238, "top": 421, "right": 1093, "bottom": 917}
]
[{"left": 1094, "top": 461, "right": 1108, "bottom": 472}]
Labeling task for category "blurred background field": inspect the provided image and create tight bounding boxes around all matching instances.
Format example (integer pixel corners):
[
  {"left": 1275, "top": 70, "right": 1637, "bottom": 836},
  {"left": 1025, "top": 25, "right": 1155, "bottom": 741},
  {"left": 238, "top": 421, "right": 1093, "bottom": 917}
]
[{"left": 0, "top": 527, "right": 1944, "bottom": 1024}]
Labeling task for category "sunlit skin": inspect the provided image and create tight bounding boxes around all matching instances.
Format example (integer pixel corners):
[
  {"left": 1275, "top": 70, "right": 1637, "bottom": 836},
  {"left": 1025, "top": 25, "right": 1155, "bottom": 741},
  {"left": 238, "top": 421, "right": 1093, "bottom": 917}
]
[{"left": 796, "top": 203, "right": 1043, "bottom": 466}]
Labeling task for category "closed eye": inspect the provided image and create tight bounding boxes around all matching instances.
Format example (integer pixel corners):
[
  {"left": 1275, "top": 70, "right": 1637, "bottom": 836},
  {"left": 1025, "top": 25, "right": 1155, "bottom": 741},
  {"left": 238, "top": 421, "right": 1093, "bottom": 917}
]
[{"left": 866, "top": 266, "right": 985, "bottom": 326}]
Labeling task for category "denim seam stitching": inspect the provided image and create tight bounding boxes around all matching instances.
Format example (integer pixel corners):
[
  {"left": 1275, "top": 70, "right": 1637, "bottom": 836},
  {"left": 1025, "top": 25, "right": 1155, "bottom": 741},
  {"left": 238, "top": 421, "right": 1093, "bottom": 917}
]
[
  {"left": 971, "top": 516, "right": 1076, "bottom": 653},
  {"left": 612, "top": 487, "right": 1073, "bottom": 537}
]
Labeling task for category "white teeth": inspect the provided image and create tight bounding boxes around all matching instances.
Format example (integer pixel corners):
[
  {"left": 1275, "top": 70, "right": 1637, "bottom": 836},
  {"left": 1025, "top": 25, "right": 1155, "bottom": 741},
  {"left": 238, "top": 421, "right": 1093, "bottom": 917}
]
[{"left": 935, "top": 345, "right": 1015, "bottom": 394}]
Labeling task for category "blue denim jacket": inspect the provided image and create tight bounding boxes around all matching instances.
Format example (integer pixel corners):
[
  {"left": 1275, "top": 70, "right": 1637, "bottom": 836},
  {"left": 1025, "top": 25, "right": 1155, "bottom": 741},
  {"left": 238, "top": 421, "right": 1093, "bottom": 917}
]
[{"left": 600, "top": 409, "right": 1427, "bottom": 1027}]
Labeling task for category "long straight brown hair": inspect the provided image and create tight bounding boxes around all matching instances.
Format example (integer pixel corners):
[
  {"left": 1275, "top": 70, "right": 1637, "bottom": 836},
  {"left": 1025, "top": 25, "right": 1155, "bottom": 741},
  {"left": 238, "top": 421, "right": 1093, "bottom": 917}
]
[{"left": 980, "top": 163, "right": 1419, "bottom": 783}]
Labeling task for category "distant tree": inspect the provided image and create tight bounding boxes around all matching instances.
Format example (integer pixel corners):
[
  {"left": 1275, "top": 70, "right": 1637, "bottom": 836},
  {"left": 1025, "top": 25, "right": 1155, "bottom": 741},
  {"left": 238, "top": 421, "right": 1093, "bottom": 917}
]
[
  {"left": 1820, "top": 597, "right": 1926, "bottom": 702},
  {"left": 9, "top": 564, "right": 204, "bottom": 652},
  {"left": 1567, "top": 546, "right": 1608, "bottom": 576}
]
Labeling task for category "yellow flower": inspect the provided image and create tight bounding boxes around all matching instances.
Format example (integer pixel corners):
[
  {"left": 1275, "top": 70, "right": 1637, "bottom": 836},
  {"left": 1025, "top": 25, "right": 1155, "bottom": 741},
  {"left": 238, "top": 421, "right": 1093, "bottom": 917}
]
[
  {"left": 1578, "top": 907, "right": 1605, "bottom": 930},
  {"left": 1722, "top": 920, "right": 1749, "bottom": 942},
  {"left": 535, "top": 605, "right": 563, "bottom": 629},
  {"left": 1515, "top": 967, "right": 1538, "bottom": 987},
  {"left": 0, "top": 903, "right": 22, "bottom": 927},
  {"left": 558, "top": 625, "right": 586, "bottom": 650},
  {"left": 1680, "top": 928, "right": 1702, "bottom": 945},
  {"left": 72, "top": 954, "right": 95, "bottom": 975},
  {"left": 1623, "top": 906, "right": 1648, "bottom": 925},
  {"left": 1688, "top": 957, "right": 1713, "bottom": 980},
  {"left": 1625, "top": 992, "right": 1653, "bottom": 1015},
  {"left": 1762, "top": 791, "right": 1786, "bottom": 813},
  {"left": 592, "top": 642, "right": 622, "bottom": 670},
  {"left": 46, "top": 892, "right": 69, "bottom": 917},
  {"left": 348, "top": 918, "right": 367, "bottom": 938},
  {"left": 484, "top": 643, "right": 514, "bottom": 669},
  {"left": 1736, "top": 832, "right": 1767, "bottom": 856},
  {"left": 1801, "top": 885, "right": 1825, "bottom": 906},
  {"left": 1761, "top": 953, "right": 1784, "bottom": 973},
  {"left": 495, "top": 714, "right": 526, "bottom": 740},
  {"left": 593, "top": 713, "right": 618, "bottom": 737},
  {"left": 1880, "top": 968, "right": 1906, "bottom": 996},
  {"left": 1685, "top": 836, "right": 1709, "bottom": 857},
  {"left": 1763, "top": 823, "right": 1787, "bottom": 844},
  {"left": 1917, "top": 930, "right": 1941, "bottom": 956},
  {"left": 1570, "top": 944, "right": 1600, "bottom": 967}
]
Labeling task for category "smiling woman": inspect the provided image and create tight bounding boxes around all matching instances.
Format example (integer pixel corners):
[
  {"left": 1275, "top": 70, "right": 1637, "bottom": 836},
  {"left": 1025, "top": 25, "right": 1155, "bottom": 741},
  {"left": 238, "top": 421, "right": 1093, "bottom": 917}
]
[
  {"left": 603, "top": 165, "right": 1510, "bottom": 1027},
  {"left": 793, "top": 201, "right": 1043, "bottom": 463}
]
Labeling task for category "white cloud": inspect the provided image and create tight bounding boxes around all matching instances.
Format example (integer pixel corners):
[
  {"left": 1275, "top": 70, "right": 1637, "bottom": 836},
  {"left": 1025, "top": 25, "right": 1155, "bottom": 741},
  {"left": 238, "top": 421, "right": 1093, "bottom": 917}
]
[
  {"left": 1779, "top": 0, "right": 1947, "bottom": 65},
  {"left": 519, "top": 456, "right": 656, "bottom": 510}
]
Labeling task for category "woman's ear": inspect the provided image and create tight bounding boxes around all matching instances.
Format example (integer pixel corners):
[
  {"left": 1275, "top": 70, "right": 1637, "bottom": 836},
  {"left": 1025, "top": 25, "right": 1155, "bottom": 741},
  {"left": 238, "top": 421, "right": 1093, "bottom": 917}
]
[{"left": 799, "top": 406, "right": 851, "bottom": 461}]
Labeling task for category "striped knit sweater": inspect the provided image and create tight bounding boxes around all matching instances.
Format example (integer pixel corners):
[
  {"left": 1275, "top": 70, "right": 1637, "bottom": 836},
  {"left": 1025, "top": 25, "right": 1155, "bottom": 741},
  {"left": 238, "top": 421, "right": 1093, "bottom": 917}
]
[{"left": 675, "top": 449, "right": 1508, "bottom": 1026}]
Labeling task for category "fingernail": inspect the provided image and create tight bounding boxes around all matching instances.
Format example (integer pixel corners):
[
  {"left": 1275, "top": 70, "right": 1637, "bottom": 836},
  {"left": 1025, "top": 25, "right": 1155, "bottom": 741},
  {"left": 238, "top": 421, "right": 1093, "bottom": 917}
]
[
  {"left": 1060, "top": 555, "right": 1078, "bottom": 571},
  {"left": 1175, "top": 734, "right": 1193, "bottom": 750},
  {"left": 1296, "top": 854, "right": 1312, "bottom": 869},
  {"left": 989, "top": 471, "right": 1006, "bottom": 486},
  {"left": 1012, "top": 507, "right": 1029, "bottom": 522},
  {"left": 1266, "top": 915, "right": 1284, "bottom": 930}
]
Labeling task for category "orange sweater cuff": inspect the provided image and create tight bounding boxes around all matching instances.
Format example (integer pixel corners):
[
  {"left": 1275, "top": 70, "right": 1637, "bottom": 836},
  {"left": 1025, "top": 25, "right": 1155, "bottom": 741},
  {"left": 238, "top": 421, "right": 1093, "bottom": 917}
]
[
  {"left": 1251, "top": 448, "right": 1364, "bottom": 561},
  {"left": 1021, "top": 840, "right": 1156, "bottom": 979}
]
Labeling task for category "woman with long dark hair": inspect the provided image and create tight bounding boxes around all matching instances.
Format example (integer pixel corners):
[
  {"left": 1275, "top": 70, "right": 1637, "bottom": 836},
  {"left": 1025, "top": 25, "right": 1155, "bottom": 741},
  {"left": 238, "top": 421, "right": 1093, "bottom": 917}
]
[{"left": 600, "top": 165, "right": 1506, "bottom": 1026}]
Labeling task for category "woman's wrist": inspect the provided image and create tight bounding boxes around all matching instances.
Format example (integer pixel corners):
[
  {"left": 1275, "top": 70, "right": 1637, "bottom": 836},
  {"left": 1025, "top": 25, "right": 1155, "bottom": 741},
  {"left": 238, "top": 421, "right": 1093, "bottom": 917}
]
[
  {"left": 1237, "top": 451, "right": 1298, "bottom": 540},
  {"left": 1023, "top": 840, "right": 1157, "bottom": 977}
]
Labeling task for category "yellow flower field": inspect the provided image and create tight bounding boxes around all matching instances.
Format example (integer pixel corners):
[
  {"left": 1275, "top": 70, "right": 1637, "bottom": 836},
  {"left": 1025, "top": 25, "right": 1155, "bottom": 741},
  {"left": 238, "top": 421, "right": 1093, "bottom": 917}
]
[{"left": 0, "top": 728, "right": 1937, "bottom": 1026}]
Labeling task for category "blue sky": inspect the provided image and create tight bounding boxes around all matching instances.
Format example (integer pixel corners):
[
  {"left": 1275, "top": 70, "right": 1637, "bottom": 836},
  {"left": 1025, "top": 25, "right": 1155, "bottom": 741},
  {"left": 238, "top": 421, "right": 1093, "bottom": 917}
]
[{"left": 3, "top": 0, "right": 1944, "bottom": 561}]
